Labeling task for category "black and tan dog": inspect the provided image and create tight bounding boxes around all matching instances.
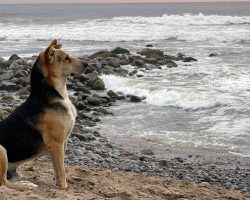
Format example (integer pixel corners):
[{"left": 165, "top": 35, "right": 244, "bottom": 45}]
[{"left": 0, "top": 40, "right": 88, "bottom": 190}]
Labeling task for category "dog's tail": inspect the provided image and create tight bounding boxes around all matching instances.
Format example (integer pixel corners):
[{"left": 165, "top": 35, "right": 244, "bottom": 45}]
[{"left": 0, "top": 145, "right": 37, "bottom": 191}]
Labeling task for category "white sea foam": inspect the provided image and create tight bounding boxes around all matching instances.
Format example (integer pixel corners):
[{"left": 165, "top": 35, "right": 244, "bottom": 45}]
[
  {"left": 0, "top": 14, "right": 250, "bottom": 43},
  {"left": 101, "top": 74, "right": 223, "bottom": 110}
]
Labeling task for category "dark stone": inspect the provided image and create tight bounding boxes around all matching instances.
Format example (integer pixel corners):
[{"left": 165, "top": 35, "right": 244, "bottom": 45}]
[
  {"left": 86, "top": 96, "right": 102, "bottom": 106},
  {"left": 76, "top": 102, "right": 87, "bottom": 110},
  {"left": 209, "top": 53, "right": 219, "bottom": 57},
  {"left": 0, "top": 81, "right": 19, "bottom": 91},
  {"left": 183, "top": 57, "right": 198, "bottom": 62},
  {"left": 132, "top": 59, "right": 145, "bottom": 68},
  {"left": 87, "top": 76, "right": 105, "bottom": 90},
  {"left": 113, "top": 68, "right": 129, "bottom": 76},
  {"left": 129, "top": 70, "right": 138, "bottom": 76},
  {"left": 130, "top": 95, "right": 141, "bottom": 103},
  {"left": 146, "top": 44, "right": 153, "bottom": 47},
  {"left": 107, "top": 90, "right": 125, "bottom": 100},
  {"left": 111, "top": 47, "right": 130, "bottom": 54},
  {"left": 8, "top": 54, "right": 21, "bottom": 62},
  {"left": 72, "top": 133, "right": 96, "bottom": 141},
  {"left": 139, "top": 49, "right": 164, "bottom": 58},
  {"left": 143, "top": 57, "right": 158, "bottom": 64},
  {"left": 141, "top": 148, "right": 154, "bottom": 155}
]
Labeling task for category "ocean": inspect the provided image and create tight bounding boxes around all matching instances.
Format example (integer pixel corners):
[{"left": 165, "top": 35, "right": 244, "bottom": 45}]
[{"left": 0, "top": 2, "right": 250, "bottom": 156}]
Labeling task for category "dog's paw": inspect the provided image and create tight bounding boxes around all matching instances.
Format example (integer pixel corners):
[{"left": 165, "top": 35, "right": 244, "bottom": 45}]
[
  {"left": 19, "top": 181, "right": 38, "bottom": 190},
  {"left": 57, "top": 182, "right": 68, "bottom": 190}
]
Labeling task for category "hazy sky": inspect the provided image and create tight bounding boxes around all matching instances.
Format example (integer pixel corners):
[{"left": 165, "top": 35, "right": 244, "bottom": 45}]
[{"left": 0, "top": 0, "right": 250, "bottom": 4}]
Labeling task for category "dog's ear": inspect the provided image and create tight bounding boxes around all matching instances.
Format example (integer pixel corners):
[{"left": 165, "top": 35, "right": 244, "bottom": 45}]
[
  {"left": 54, "top": 44, "right": 62, "bottom": 49},
  {"left": 44, "top": 40, "right": 57, "bottom": 63},
  {"left": 50, "top": 39, "right": 57, "bottom": 46}
]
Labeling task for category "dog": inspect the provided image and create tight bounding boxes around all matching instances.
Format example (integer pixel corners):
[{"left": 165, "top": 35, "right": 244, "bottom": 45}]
[{"left": 0, "top": 39, "right": 88, "bottom": 190}]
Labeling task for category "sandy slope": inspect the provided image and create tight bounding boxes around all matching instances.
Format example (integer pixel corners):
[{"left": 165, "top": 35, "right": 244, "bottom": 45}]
[{"left": 0, "top": 162, "right": 249, "bottom": 200}]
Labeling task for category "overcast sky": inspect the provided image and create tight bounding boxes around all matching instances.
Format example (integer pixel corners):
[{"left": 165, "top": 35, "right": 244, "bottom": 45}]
[{"left": 0, "top": 0, "right": 249, "bottom": 4}]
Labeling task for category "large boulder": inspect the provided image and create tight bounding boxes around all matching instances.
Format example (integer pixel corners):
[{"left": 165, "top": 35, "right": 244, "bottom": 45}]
[
  {"left": 87, "top": 76, "right": 105, "bottom": 90},
  {"left": 139, "top": 49, "right": 164, "bottom": 58},
  {"left": 111, "top": 47, "right": 130, "bottom": 54},
  {"left": 86, "top": 96, "right": 102, "bottom": 106},
  {"left": 8, "top": 54, "right": 21, "bottom": 62}
]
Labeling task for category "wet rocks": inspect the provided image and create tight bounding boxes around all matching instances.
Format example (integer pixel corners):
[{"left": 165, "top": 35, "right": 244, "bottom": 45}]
[
  {"left": 130, "top": 95, "right": 142, "bottom": 103},
  {"left": 209, "top": 52, "right": 219, "bottom": 57},
  {"left": 141, "top": 148, "right": 154, "bottom": 155},
  {"left": 0, "top": 81, "right": 19, "bottom": 91},
  {"left": 87, "top": 76, "right": 105, "bottom": 90},
  {"left": 183, "top": 57, "right": 198, "bottom": 62},
  {"left": 0, "top": 71, "right": 14, "bottom": 81},
  {"left": 86, "top": 96, "right": 102, "bottom": 106},
  {"left": 139, "top": 49, "right": 164, "bottom": 58},
  {"left": 89, "top": 50, "right": 113, "bottom": 59},
  {"left": 8, "top": 54, "right": 21, "bottom": 62},
  {"left": 111, "top": 47, "right": 130, "bottom": 54},
  {"left": 107, "top": 90, "right": 125, "bottom": 100}
]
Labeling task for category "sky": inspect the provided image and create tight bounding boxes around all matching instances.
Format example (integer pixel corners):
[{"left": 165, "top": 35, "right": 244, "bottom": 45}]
[{"left": 0, "top": 0, "right": 249, "bottom": 3}]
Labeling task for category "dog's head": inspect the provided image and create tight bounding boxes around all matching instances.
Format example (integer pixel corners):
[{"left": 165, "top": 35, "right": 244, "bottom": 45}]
[{"left": 38, "top": 40, "right": 88, "bottom": 85}]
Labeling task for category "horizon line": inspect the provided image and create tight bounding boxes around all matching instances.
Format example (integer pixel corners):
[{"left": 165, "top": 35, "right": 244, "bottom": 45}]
[{"left": 0, "top": 1, "right": 250, "bottom": 5}]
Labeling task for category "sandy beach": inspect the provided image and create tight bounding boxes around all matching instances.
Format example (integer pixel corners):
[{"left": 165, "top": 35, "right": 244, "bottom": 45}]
[{"left": 0, "top": 162, "right": 249, "bottom": 200}]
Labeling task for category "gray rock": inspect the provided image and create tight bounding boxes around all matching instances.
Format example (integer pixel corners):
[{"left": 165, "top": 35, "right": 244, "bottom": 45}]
[
  {"left": 15, "top": 70, "right": 29, "bottom": 78},
  {"left": 0, "top": 81, "right": 19, "bottom": 91},
  {"left": 76, "top": 102, "right": 87, "bottom": 110},
  {"left": 97, "top": 107, "right": 113, "bottom": 115},
  {"left": 132, "top": 59, "right": 145, "bottom": 68},
  {"left": 209, "top": 53, "right": 219, "bottom": 57},
  {"left": 72, "top": 133, "right": 96, "bottom": 141},
  {"left": 87, "top": 76, "right": 105, "bottom": 90},
  {"left": 111, "top": 47, "right": 130, "bottom": 54},
  {"left": 113, "top": 68, "right": 129, "bottom": 77},
  {"left": 139, "top": 49, "right": 164, "bottom": 58},
  {"left": 166, "top": 62, "right": 178, "bottom": 68},
  {"left": 141, "top": 148, "right": 154, "bottom": 155},
  {"left": 130, "top": 95, "right": 141, "bottom": 103},
  {"left": 0, "top": 71, "right": 14, "bottom": 81},
  {"left": 8, "top": 54, "right": 21, "bottom": 62},
  {"left": 183, "top": 57, "right": 198, "bottom": 62},
  {"left": 143, "top": 57, "right": 158, "bottom": 64},
  {"left": 86, "top": 96, "right": 102, "bottom": 106}
]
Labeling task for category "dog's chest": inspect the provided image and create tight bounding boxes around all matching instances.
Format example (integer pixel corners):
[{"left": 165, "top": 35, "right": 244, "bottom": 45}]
[{"left": 58, "top": 98, "right": 77, "bottom": 137}]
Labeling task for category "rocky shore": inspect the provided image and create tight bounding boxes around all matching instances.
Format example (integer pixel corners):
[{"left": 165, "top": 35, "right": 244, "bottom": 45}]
[{"left": 0, "top": 46, "right": 249, "bottom": 197}]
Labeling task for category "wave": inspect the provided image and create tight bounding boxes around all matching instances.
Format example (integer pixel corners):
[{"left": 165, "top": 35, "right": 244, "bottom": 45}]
[
  {"left": 100, "top": 75, "right": 223, "bottom": 110},
  {"left": 0, "top": 14, "right": 249, "bottom": 44},
  {"left": 113, "top": 13, "right": 250, "bottom": 25}
]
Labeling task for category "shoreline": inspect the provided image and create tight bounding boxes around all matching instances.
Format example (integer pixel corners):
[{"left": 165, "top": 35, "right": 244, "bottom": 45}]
[{"left": 0, "top": 47, "right": 250, "bottom": 197}]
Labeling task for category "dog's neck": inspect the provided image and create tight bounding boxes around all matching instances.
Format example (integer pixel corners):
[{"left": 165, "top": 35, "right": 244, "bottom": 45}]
[
  {"left": 53, "top": 78, "right": 69, "bottom": 100},
  {"left": 30, "top": 59, "right": 68, "bottom": 101}
]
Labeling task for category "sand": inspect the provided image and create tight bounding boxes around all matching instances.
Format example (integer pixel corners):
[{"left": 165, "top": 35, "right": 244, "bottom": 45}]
[{"left": 0, "top": 162, "right": 249, "bottom": 200}]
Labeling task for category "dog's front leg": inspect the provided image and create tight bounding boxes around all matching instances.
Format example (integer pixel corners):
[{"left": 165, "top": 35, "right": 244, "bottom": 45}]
[{"left": 49, "top": 143, "right": 67, "bottom": 189}]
